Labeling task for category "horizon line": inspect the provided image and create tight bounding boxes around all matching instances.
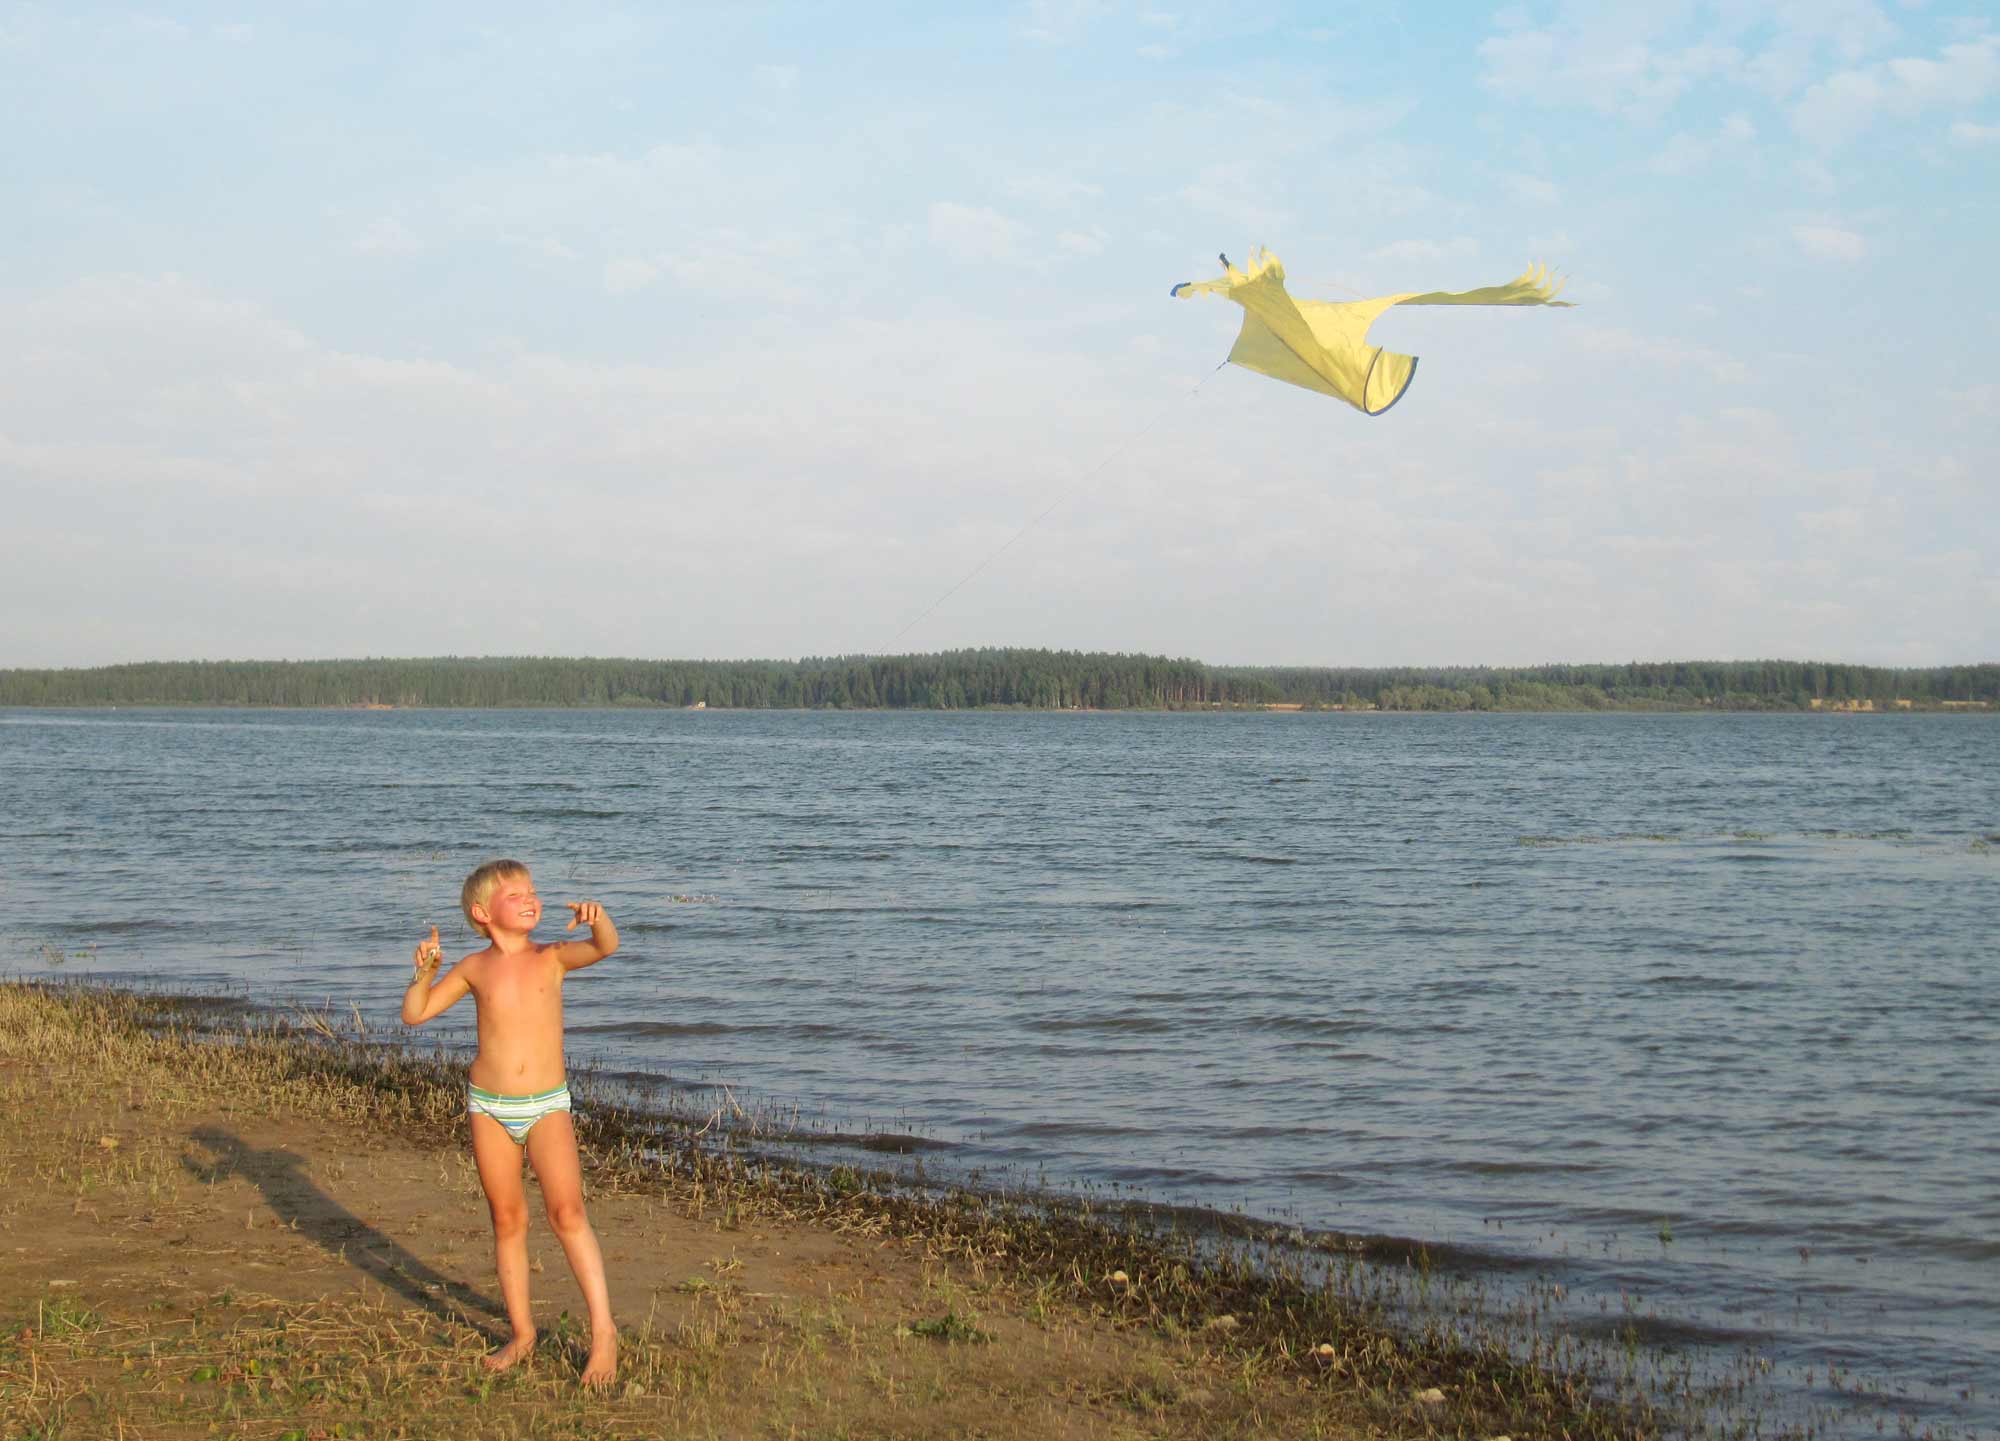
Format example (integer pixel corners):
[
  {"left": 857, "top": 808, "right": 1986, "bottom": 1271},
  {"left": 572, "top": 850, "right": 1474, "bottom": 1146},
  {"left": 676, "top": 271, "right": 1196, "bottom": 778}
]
[{"left": 5, "top": 652, "right": 1997, "bottom": 675}]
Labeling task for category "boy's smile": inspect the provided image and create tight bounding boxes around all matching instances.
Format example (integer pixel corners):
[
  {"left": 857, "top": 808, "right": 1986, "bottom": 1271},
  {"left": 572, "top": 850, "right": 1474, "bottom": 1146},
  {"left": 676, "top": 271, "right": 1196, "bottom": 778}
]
[{"left": 483, "top": 876, "right": 542, "bottom": 934}]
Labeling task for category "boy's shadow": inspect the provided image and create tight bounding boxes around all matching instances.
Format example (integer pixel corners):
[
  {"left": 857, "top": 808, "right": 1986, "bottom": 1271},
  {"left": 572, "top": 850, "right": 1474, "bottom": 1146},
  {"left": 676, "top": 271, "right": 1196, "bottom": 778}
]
[{"left": 184, "top": 1126, "right": 505, "bottom": 1331}]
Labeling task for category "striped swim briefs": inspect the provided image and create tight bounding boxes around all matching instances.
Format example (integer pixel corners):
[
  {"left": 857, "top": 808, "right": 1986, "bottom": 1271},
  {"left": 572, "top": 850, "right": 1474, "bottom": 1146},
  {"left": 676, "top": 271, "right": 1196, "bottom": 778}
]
[{"left": 466, "top": 1082, "right": 573, "bottom": 1145}]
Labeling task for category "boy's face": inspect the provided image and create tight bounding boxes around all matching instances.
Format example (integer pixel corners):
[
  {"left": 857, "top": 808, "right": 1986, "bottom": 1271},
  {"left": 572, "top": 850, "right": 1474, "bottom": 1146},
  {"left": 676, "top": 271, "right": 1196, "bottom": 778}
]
[{"left": 478, "top": 871, "right": 541, "bottom": 936}]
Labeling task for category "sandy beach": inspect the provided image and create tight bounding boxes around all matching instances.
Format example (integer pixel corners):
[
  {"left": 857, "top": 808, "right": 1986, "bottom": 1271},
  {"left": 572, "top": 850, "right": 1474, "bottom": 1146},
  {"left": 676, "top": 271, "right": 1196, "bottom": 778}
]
[{"left": 0, "top": 983, "right": 1638, "bottom": 1440}]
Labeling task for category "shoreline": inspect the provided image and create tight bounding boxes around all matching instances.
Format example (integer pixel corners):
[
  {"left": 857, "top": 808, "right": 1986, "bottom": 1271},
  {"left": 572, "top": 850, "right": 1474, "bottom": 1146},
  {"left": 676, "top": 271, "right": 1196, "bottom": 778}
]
[
  {"left": 1, "top": 981, "right": 1678, "bottom": 1440},
  {"left": 0, "top": 975, "right": 1756, "bottom": 1296},
  {"left": 9, "top": 972, "right": 1773, "bottom": 1291}
]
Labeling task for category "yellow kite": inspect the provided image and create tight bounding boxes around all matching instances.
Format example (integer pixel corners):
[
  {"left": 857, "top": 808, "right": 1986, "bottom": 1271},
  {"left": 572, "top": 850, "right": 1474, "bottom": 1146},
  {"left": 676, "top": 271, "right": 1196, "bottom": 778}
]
[{"left": 1172, "top": 248, "right": 1573, "bottom": 416}]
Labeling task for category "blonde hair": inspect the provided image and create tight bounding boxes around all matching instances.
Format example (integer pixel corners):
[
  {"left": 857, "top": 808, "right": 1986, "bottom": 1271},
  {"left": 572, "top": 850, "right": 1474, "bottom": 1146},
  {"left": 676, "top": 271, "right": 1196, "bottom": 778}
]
[{"left": 462, "top": 859, "right": 530, "bottom": 938}]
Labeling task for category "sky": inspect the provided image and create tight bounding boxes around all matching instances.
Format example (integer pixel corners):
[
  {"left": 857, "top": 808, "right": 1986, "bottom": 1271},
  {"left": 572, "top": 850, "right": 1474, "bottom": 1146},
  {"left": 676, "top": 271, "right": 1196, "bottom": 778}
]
[{"left": 2, "top": 1, "right": 1995, "bottom": 669}]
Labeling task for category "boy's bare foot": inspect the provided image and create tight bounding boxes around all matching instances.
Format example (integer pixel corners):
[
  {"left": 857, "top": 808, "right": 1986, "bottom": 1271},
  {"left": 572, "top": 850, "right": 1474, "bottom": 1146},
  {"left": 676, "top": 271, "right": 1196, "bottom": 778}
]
[
  {"left": 580, "top": 1334, "right": 617, "bottom": 1389},
  {"left": 483, "top": 1329, "right": 536, "bottom": 1372}
]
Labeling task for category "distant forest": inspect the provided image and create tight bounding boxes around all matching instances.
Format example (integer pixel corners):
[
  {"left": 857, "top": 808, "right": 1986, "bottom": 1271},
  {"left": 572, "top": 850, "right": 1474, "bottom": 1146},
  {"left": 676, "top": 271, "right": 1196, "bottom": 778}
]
[{"left": 3, "top": 651, "right": 1996, "bottom": 711}]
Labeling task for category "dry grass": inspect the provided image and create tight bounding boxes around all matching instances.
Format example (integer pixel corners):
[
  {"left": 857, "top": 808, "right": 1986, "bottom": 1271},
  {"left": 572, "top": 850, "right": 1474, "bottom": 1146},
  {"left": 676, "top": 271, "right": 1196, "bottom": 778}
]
[{"left": 0, "top": 981, "right": 1668, "bottom": 1440}]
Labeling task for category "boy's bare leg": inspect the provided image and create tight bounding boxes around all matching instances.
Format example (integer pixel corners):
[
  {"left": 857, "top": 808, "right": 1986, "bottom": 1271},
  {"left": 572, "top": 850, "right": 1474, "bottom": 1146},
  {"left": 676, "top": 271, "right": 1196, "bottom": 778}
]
[
  {"left": 469, "top": 1115, "right": 538, "bottom": 1370},
  {"left": 525, "top": 1112, "right": 617, "bottom": 1386}
]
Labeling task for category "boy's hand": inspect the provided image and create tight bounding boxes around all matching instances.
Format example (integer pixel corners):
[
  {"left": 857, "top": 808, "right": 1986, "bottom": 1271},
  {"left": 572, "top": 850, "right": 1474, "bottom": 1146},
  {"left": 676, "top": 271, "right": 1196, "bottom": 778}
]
[
  {"left": 412, "top": 925, "right": 442, "bottom": 977},
  {"left": 555, "top": 900, "right": 618, "bottom": 970}
]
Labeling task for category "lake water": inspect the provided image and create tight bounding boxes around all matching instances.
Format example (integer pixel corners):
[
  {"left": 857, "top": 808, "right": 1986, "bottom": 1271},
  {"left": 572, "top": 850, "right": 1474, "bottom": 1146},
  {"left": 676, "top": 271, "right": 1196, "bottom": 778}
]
[{"left": 2, "top": 707, "right": 1994, "bottom": 1435}]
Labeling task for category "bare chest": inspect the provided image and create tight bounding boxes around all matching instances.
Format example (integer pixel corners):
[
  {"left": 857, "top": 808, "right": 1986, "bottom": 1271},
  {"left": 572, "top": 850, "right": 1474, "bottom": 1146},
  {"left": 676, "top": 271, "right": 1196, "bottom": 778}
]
[{"left": 473, "top": 954, "right": 563, "bottom": 1016}]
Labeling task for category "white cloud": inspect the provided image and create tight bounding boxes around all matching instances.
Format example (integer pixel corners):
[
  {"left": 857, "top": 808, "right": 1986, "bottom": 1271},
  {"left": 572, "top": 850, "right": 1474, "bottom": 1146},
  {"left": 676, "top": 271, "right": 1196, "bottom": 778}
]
[
  {"left": 1472, "top": 3, "right": 1997, "bottom": 157},
  {"left": 5, "top": 266, "right": 1992, "bottom": 668},
  {"left": 1738, "top": 2, "right": 1900, "bottom": 97},
  {"left": 1004, "top": 172, "right": 1102, "bottom": 208},
  {"left": 1793, "top": 1, "right": 1899, "bottom": 65},
  {"left": 1792, "top": 153, "right": 1840, "bottom": 194},
  {"left": 0, "top": 272, "right": 1178, "bottom": 662},
  {"left": 1886, "top": 34, "right": 2000, "bottom": 104},
  {"left": 753, "top": 62, "right": 798, "bottom": 90},
  {"left": 1650, "top": 132, "right": 1709, "bottom": 175},
  {"left": 1479, "top": 24, "right": 1742, "bottom": 119},
  {"left": 1799, "top": 505, "right": 1868, "bottom": 539},
  {"left": 1508, "top": 173, "right": 1561, "bottom": 204},
  {"left": 112, "top": 13, "right": 190, "bottom": 43},
  {"left": 556, "top": 13, "right": 652, "bottom": 58},
  {"left": 445, "top": 140, "right": 731, "bottom": 240},
  {"left": 1950, "top": 383, "right": 2000, "bottom": 419},
  {"left": 1650, "top": 112, "right": 1760, "bottom": 174},
  {"left": 353, "top": 217, "right": 421, "bottom": 256},
  {"left": 1793, "top": 68, "right": 1888, "bottom": 146},
  {"left": 1792, "top": 33, "right": 2000, "bottom": 145},
  {"left": 1793, "top": 223, "right": 1867, "bottom": 260},
  {"left": 1017, "top": 0, "right": 1107, "bottom": 45},
  {"left": 1368, "top": 236, "right": 1479, "bottom": 263},
  {"left": 601, "top": 257, "right": 660, "bottom": 294},
  {"left": 1570, "top": 323, "right": 1752, "bottom": 385},
  {"left": 928, "top": 202, "right": 1031, "bottom": 264},
  {"left": 1949, "top": 119, "right": 2000, "bottom": 143},
  {"left": 518, "top": 235, "right": 580, "bottom": 261},
  {"left": 1175, "top": 165, "right": 1294, "bottom": 235},
  {"left": 1056, "top": 227, "right": 1109, "bottom": 256}
]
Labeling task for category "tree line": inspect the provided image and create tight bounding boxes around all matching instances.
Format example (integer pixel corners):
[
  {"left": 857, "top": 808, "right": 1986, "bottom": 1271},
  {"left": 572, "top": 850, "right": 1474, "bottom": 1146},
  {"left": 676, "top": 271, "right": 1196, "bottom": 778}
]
[
  {"left": 1213, "top": 660, "right": 2000, "bottom": 711},
  {"left": 2, "top": 652, "right": 1995, "bottom": 711}
]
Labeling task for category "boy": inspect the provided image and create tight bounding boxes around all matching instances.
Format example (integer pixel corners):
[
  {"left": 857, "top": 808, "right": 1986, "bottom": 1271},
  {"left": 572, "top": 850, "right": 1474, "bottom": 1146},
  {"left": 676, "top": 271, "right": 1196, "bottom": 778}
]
[{"left": 402, "top": 859, "right": 621, "bottom": 1386}]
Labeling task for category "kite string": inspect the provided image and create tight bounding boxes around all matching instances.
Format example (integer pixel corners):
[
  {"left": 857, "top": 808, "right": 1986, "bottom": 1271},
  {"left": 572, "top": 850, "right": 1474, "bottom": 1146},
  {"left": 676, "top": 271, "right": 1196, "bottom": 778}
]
[{"left": 891, "top": 359, "right": 1229, "bottom": 646}]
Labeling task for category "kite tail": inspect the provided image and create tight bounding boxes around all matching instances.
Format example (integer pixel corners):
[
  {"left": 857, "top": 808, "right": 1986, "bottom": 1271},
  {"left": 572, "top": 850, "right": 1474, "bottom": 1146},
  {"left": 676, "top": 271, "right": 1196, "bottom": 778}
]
[{"left": 1399, "top": 262, "right": 1576, "bottom": 308}]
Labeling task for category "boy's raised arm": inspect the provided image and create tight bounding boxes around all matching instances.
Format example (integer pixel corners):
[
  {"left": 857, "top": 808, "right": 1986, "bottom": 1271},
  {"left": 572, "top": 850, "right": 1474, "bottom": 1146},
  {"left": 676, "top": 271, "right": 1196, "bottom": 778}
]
[
  {"left": 402, "top": 925, "right": 471, "bottom": 1025},
  {"left": 555, "top": 901, "right": 619, "bottom": 970}
]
